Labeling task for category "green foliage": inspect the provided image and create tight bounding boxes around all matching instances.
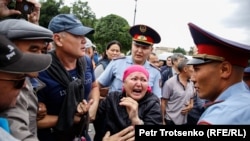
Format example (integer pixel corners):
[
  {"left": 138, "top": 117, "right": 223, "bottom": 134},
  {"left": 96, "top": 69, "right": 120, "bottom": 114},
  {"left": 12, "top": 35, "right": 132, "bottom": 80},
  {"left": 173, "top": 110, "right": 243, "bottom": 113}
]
[
  {"left": 39, "top": 0, "right": 96, "bottom": 37},
  {"left": 173, "top": 47, "right": 186, "bottom": 55},
  {"left": 10, "top": 0, "right": 195, "bottom": 57},
  {"left": 71, "top": 0, "right": 97, "bottom": 41},
  {"left": 39, "top": 1, "right": 132, "bottom": 55},
  {"left": 59, "top": 6, "right": 71, "bottom": 14},
  {"left": 188, "top": 46, "right": 194, "bottom": 56},
  {"left": 72, "top": 1, "right": 94, "bottom": 19},
  {"left": 94, "top": 14, "right": 132, "bottom": 54},
  {"left": 39, "top": 0, "right": 63, "bottom": 28}
]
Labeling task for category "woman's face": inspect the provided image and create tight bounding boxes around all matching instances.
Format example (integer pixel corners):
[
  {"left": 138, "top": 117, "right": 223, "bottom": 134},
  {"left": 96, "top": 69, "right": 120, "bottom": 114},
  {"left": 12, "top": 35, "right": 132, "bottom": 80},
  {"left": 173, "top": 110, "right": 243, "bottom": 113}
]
[
  {"left": 123, "top": 71, "right": 148, "bottom": 101},
  {"left": 106, "top": 44, "right": 121, "bottom": 60}
]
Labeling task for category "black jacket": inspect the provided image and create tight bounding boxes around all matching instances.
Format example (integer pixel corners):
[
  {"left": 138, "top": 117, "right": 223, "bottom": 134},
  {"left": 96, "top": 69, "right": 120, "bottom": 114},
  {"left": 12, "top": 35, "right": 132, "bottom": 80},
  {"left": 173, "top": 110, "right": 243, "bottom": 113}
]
[
  {"left": 161, "top": 67, "right": 173, "bottom": 86},
  {"left": 93, "top": 91, "right": 162, "bottom": 141}
]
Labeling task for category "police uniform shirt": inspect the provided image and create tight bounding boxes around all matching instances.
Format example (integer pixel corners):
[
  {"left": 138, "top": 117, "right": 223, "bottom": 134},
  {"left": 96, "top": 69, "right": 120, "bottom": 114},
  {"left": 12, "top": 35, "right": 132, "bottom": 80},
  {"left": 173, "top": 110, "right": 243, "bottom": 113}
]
[
  {"left": 198, "top": 81, "right": 250, "bottom": 124},
  {"left": 186, "top": 23, "right": 250, "bottom": 125},
  {"left": 97, "top": 56, "right": 162, "bottom": 98}
]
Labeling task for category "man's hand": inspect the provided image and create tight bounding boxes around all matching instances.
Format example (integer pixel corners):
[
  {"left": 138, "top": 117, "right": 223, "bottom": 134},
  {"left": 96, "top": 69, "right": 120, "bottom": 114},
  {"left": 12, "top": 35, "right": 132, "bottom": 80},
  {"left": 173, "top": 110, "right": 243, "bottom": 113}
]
[
  {"left": 26, "top": 0, "right": 41, "bottom": 24},
  {"left": 102, "top": 126, "right": 135, "bottom": 141},
  {"left": 76, "top": 99, "right": 94, "bottom": 115},
  {"left": 37, "top": 102, "right": 47, "bottom": 121},
  {"left": 181, "top": 102, "right": 193, "bottom": 115},
  {"left": 0, "top": 0, "right": 21, "bottom": 18}
]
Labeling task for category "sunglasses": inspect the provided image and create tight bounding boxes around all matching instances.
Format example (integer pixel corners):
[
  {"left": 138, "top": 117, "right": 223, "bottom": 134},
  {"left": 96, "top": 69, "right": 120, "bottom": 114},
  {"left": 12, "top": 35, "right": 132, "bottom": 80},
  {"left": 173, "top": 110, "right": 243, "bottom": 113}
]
[{"left": 0, "top": 77, "right": 26, "bottom": 89}]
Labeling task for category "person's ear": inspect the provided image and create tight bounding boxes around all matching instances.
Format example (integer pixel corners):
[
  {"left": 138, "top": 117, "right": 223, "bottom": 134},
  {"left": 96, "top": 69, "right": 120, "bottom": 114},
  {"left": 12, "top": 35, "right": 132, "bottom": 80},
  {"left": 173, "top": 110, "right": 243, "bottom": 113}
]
[
  {"left": 220, "top": 61, "right": 232, "bottom": 79},
  {"left": 53, "top": 34, "right": 63, "bottom": 47}
]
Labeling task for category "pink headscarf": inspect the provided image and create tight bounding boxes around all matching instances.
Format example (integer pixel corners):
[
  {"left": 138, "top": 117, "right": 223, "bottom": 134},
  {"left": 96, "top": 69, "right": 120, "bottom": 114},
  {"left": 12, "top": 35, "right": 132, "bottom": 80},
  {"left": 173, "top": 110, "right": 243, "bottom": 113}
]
[
  {"left": 123, "top": 65, "right": 149, "bottom": 81},
  {"left": 122, "top": 65, "right": 151, "bottom": 93}
]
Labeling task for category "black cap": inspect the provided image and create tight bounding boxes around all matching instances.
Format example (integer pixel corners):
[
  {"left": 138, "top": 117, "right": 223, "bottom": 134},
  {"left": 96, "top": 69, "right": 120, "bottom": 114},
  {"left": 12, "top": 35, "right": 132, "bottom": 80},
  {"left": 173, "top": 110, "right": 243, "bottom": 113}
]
[{"left": 129, "top": 24, "right": 161, "bottom": 47}]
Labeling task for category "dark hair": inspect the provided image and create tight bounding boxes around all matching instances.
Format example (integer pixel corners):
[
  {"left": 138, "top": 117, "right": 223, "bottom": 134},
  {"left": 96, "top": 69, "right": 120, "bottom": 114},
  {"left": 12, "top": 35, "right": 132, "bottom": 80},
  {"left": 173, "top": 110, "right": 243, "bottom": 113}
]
[
  {"left": 103, "top": 40, "right": 122, "bottom": 60},
  {"left": 243, "top": 76, "right": 250, "bottom": 81}
]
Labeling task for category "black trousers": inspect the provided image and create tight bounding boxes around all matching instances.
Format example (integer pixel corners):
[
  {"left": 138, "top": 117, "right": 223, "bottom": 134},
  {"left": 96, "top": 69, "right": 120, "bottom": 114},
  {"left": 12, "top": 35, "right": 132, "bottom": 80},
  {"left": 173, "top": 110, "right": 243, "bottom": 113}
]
[{"left": 165, "top": 119, "right": 175, "bottom": 125}]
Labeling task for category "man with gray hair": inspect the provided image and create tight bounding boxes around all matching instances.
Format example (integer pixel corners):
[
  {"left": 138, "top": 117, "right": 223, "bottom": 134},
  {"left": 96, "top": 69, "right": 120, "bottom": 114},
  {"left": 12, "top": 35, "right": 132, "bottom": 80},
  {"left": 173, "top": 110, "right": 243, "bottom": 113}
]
[
  {"left": 161, "top": 58, "right": 195, "bottom": 125},
  {"left": 36, "top": 14, "right": 98, "bottom": 141},
  {"left": 85, "top": 37, "right": 97, "bottom": 68},
  {"left": 161, "top": 53, "right": 186, "bottom": 87}
]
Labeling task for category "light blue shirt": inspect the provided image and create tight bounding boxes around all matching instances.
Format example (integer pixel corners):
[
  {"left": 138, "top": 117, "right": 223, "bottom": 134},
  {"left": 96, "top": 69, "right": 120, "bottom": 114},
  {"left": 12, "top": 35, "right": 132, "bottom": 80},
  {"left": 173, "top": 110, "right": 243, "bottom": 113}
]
[
  {"left": 97, "top": 56, "right": 162, "bottom": 98},
  {"left": 198, "top": 81, "right": 250, "bottom": 124},
  {"left": 0, "top": 118, "right": 19, "bottom": 141},
  {"left": 0, "top": 118, "right": 9, "bottom": 133}
]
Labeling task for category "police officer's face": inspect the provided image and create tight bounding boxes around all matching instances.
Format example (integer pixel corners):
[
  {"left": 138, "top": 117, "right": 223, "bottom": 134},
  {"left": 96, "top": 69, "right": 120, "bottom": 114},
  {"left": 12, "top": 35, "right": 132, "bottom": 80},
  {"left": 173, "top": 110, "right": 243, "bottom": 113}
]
[
  {"left": 191, "top": 62, "right": 223, "bottom": 101},
  {"left": 131, "top": 43, "right": 152, "bottom": 65}
]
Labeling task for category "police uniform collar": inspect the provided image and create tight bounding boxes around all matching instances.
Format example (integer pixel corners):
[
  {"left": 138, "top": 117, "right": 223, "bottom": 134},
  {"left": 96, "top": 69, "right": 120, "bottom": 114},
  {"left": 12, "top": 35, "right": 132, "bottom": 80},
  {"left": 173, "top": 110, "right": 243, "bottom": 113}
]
[{"left": 203, "top": 100, "right": 224, "bottom": 109}]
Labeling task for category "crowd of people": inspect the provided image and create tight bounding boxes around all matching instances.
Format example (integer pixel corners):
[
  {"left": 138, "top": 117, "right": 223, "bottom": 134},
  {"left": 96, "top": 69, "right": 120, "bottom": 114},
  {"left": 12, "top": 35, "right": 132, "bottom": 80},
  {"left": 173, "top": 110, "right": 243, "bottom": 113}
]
[{"left": 1, "top": 0, "right": 250, "bottom": 141}]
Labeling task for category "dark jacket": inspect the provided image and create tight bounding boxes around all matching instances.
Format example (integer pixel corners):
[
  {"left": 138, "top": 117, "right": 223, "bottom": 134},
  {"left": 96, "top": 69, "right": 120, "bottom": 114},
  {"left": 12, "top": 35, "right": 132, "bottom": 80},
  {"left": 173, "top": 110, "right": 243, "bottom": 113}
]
[
  {"left": 93, "top": 91, "right": 162, "bottom": 141},
  {"left": 161, "top": 66, "right": 173, "bottom": 86},
  {"left": 96, "top": 58, "right": 110, "bottom": 70}
]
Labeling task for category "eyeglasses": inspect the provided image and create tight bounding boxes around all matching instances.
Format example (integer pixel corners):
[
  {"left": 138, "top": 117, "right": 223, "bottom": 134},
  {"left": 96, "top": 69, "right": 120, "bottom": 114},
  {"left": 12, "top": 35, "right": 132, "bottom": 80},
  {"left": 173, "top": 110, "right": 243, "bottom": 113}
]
[{"left": 0, "top": 77, "right": 26, "bottom": 89}]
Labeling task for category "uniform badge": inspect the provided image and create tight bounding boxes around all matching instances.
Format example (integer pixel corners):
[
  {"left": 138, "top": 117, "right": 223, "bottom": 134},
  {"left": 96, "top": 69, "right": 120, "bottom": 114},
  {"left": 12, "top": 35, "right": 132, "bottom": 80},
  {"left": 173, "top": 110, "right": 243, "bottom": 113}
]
[
  {"left": 140, "top": 25, "right": 147, "bottom": 33},
  {"left": 137, "top": 35, "right": 147, "bottom": 41}
]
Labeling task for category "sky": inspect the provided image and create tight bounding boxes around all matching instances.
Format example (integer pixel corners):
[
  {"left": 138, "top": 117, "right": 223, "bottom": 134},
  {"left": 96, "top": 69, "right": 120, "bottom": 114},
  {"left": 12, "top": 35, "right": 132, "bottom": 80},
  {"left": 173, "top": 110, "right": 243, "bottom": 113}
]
[{"left": 66, "top": 0, "right": 250, "bottom": 51}]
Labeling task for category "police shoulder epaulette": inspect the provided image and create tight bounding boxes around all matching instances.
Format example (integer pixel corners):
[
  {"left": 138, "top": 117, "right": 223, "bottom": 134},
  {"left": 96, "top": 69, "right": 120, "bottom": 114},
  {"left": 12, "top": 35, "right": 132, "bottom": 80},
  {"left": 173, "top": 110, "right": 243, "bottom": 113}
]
[
  {"left": 149, "top": 63, "right": 160, "bottom": 71},
  {"left": 113, "top": 56, "right": 126, "bottom": 60}
]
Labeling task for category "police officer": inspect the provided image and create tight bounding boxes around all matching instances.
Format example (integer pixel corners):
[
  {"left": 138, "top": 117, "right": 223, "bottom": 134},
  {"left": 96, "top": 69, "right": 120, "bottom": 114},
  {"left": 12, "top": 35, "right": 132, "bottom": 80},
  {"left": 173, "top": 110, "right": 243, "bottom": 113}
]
[
  {"left": 97, "top": 24, "right": 162, "bottom": 98},
  {"left": 187, "top": 22, "right": 250, "bottom": 124}
]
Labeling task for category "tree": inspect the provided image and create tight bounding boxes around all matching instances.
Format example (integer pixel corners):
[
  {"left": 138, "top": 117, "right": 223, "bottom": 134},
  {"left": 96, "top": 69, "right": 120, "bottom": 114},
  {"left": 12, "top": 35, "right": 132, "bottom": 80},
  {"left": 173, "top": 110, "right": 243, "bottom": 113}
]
[
  {"left": 71, "top": 0, "right": 97, "bottom": 27},
  {"left": 94, "top": 14, "right": 131, "bottom": 54},
  {"left": 40, "top": 0, "right": 97, "bottom": 39},
  {"left": 188, "top": 46, "right": 195, "bottom": 56},
  {"left": 59, "top": 5, "right": 71, "bottom": 14},
  {"left": 71, "top": 0, "right": 97, "bottom": 41},
  {"left": 39, "top": 0, "right": 64, "bottom": 28},
  {"left": 39, "top": 1, "right": 133, "bottom": 55},
  {"left": 172, "top": 47, "right": 186, "bottom": 55}
]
